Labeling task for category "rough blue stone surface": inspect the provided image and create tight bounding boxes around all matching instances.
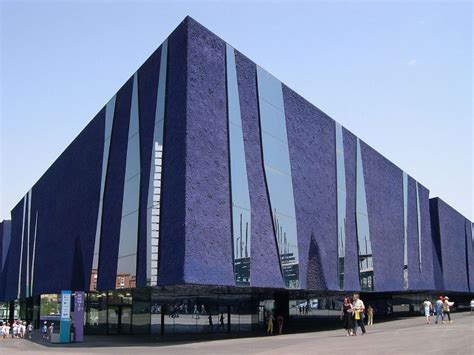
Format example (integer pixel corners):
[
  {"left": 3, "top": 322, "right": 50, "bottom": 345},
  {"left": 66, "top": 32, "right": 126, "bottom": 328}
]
[
  {"left": 431, "top": 198, "right": 469, "bottom": 292},
  {"left": 1, "top": 112, "right": 104, "bottom": 300},
  {"left": 283, "top": 86, "right": 337, "bottom": 291},
  {"left": 235, "top": 50, "right": 284, "bottom": 288},
  {"left": 1, "top": 17, "right": 471, "bottom": 298},
  {"left": 465, "top": 219, "right": 473, "bottom": 291},
  {"left": 182, "top": 19, "right": 234, "bottom": 285},
  {"left": 3, "top": 202, "right": 23, "bottom": 301},
  {"left": 361, "top": 142, "right": 404, "bottom": 291},
  {"left": 406, "top": 178, "right": 435, "bottom": 290}
]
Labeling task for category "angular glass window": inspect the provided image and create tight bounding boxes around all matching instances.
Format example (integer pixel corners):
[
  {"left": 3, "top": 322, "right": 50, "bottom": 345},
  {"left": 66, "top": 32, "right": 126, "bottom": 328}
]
[
  {"left": 117, "top": 73, "right": 141, "bottom": 288},
  {"left": 91, "top": 96, "right": 116, "bottom": 291},
  {"left": 335, "top": 123, "right": 346, "bottom": 290},
  {"left": 415, "top": 182, "right": 422, "bottom": 272},
  {"left": 356, "top": 139, "right": 373, "bottom": 291},
  {"left": 403, "top": 172, "right": 408, "bottom": 289},
  {"left": 257, "top": 65, "right": 299, "bottom": 289},
  {"left": 226, "top": 44, "right": 251, "bottom": 286},
  {"left": 146, "top": 39, "right": 168, "bottom": 286}
]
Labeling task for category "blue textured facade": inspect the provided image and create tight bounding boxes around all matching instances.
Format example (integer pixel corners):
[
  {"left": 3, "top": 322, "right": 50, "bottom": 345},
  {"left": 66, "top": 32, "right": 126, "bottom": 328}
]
[
  {"left": 1, "top": 17, "right": 472, "bottom": 307},
  {"left": 430, "top": 198, "right": 471, "bottom": 292}
]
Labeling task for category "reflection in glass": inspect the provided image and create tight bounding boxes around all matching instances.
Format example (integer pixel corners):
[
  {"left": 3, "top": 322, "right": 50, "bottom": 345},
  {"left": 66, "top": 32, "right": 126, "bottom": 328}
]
[
  {"left": 18, "top": 193, "right": 27, "bottom": 299},
  {"left": 116, "top": 73, "right": 141, "bottom": 288},
  {"left": 147, "top": 39, "right": 168, "bottom": 286},
  {"left": 415, "top": 182, "right": 422, "bottom": 272},
  {"left": 356, "top": 139, "right": 373, "bottom": 291},
  {"left": 226, "top": 44, "right": 251, "bottom": 286},
  {"left": 86, "top": 292, "right": 107, "bottom": 334},
  {"left": 256, "top": 66, "right": 299, "bottom": 289},
  {"left": 335, "top": 123, "right": 346, "bottom": 290},
  {"left": 92, "top": 96, "right": 116, "bottom": 291},
  {"left": 403, "top": 172, "right": 408, "bottom": 289},
  {"left": 30, "top": 211, "right": 38, "bottom": 296}
]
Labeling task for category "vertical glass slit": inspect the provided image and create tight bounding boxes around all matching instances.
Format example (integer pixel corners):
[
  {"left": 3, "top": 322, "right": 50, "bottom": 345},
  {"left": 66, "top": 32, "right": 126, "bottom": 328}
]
[{"left": 226, "top": 44, "right": 251, "bottom": 286}]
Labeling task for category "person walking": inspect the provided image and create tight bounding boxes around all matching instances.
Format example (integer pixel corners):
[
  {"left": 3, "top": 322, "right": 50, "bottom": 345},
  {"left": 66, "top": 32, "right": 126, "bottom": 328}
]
[
  {"left": 27, "top": 322, "right": 33, "bottom": 339},
  {"left": 12, "top": 321, "right": 18, "bottom": 338},
  {"left": 4, "top": 323, "right": 10, "bottom": 339},
  {"left": 42, "top": 321, "right": 48, "bottom": 339},
  {"left": 434, "top": 297, "right": 444, "bottom": 324},
  {"left": 340, "top": 297, "right": 353, "bottom": 336},
  {"left": 352, "top": 294, "right": 366, "bottom": 336},
  {"left": 48, "top": 322, "right": 54, "bottom": 341},
  {"left": 219, "top": 313, "right": 225, "bottom": 331},
  {"left": 206, "top": 313, "right": 213, "bottom": 332},
  {"left": 367, "top": 305, "right": 374, "bottom": 326},
  {"left": 442, "top": 297, "right": 453, "bottom": 324},
  {"left": 277, "top": 315, "right": 284, "bottom": 334},
  {"left": 423, "top": 299, "right": 433, "bottom": 324},
  {"left": 266, "top": 313, "right": 274, "bottom": 335}
]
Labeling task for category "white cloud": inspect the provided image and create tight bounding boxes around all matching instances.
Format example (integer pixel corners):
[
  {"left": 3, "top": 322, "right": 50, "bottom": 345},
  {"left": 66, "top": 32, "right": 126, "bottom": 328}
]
[{"left": 408, "top": 59, "right": 417, "bottom": 66}]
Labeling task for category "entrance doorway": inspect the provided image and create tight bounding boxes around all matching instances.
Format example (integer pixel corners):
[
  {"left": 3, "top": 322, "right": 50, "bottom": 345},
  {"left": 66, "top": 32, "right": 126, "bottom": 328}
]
[{"left": 107, "top": 305, "right": 132, "bottom": 335}]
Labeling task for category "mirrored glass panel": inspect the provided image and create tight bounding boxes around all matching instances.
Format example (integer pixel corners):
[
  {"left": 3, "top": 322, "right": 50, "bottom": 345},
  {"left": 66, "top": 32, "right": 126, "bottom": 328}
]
[
  {"left": 226, "top": 44, "right": 251, "bottom": 286},
  {"left": 116, "top": 73, "right": 141, "bottom": 288},
  {"left": 146, "top": 39, "right": 168, "bottom": 286},
  {"left": 403, "top": 172, "right": 408, "bottom": 289},
  {"left": 257, "top": 65, "right": 299, "bottom": 289},
  {"left": 356, "top": 139, "right": 373, "bottom": 291},
  {"left": 415, "top": 182, "right": 422, "bottom": 272},
  {"left": 335, "top": 123, "right": 346, "bottom": 290},
  {"left": 91, "top": 96, "right": 116, "bottom": 291}
]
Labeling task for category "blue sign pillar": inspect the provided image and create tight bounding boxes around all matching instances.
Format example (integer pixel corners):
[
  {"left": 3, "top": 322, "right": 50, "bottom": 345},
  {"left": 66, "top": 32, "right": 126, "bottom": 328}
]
[{"left": 59, "top": 290, "right": 71, "bottom": 343}]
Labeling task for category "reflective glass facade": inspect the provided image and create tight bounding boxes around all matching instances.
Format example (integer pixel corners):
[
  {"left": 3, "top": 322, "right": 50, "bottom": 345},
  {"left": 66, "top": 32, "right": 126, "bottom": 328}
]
[
  {"left": 356, "top": 139, "right": 373, "bottom": 291},
  {"left": 415, "top": 182, "right": 422, "bottom": 272},
  {"left": 257, "top": 66, "right": 299, "bottom": 289},
  {"left": 403, "top": 172, "right": 408, "bottom": 289},
  {"left": 335, "top": 123, "right": 346, "bottom": 290},
  {"left": 117, "top": 73, "right": 141, "bottom": 288},
  {"left": 226, "top": 44, "right": 251, "bottom": 286},
  {"left": 91, "top": 96, "right": 116, "bottom": 291},
  {"left": 146, "top": 40, "right": 168, "bottom": 286}
]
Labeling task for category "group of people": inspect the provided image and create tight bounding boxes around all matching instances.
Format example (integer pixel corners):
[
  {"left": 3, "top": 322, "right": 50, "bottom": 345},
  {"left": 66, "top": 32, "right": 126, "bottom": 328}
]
[
  {"left": 340, "top": 293, "right": 373, "bottom": 336},
  {"left": 422, "top": 296, "right": 455, "bottom": 324},
  {"left": 0, "top": 320, "right": 33, "bottom": 339},
  {"left": 266, "top": 313, "right": 285, "bottom": 335}
]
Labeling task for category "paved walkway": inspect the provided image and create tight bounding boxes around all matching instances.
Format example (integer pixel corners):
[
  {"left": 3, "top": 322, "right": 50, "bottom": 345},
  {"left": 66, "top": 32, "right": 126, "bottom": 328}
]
[{"left": 0, "top": 313, "right": 473, "bottom": 354}]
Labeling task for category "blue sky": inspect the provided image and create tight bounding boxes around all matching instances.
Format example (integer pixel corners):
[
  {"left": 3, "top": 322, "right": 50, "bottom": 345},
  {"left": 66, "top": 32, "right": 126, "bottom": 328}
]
[{"left": 1, "top": 1, "right": 472, "bottom": 220}]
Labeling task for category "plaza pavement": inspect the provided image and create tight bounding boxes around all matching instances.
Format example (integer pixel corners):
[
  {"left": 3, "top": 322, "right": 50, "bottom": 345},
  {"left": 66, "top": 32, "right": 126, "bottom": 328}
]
[{"left": 0, "top": 312, "right": 472, "bottom": 354}]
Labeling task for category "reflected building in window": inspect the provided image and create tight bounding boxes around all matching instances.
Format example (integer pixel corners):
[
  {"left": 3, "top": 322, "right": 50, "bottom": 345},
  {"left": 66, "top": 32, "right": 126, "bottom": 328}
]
[
  {"left": 403, "top": 172, "right": 409, "bottom": 289},
  {"left": 356, "top": 139, "right": 373, "bottom": 291},
  {"left": 226, "top": 44, "right": 251, "bottom": 286},
  {"left": 256, "top": 66, "right": 299, "bottom": 289},
  {"left": 335, "top": 123, "right": 346, "bottom": 290}
]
